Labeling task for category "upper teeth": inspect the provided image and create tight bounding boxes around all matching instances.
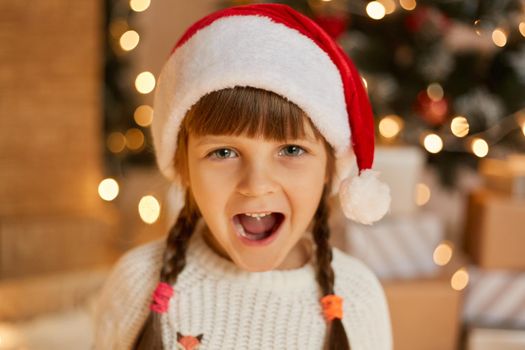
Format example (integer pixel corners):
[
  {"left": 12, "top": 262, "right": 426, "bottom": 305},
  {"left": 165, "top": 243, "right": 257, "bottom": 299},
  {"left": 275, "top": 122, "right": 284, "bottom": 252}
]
[{"left": 244, "top": 212, "right": 272, "bottom": 218}]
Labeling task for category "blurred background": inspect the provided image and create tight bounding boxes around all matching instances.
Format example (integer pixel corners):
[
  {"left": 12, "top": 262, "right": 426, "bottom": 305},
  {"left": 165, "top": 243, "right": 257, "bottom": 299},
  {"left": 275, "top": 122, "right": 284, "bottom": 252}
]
[{"left": 0, "top": 0, "right": 524, "bottom": 349}]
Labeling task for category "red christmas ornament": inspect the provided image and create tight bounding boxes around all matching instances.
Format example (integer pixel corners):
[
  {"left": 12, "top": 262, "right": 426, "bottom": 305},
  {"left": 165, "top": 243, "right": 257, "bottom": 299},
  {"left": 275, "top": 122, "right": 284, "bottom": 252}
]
[
  {"left": 415, "top": 90, "right": 449, "bottom": 126},
  {"left": 405, "top": 6, "right": 451, "bottom": 34}
]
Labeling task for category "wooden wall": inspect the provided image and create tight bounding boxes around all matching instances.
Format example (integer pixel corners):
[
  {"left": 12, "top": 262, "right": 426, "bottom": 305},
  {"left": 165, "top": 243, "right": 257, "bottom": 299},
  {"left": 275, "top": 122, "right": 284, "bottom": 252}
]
[{"left": 0, "top": 0, "right": 119, "bottom": 281}]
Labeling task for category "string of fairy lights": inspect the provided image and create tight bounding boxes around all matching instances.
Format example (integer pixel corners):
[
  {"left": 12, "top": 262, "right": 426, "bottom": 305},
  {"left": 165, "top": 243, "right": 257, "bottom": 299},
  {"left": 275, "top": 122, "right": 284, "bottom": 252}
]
[
  {"left": 377, "top": 106, "right": 525, "bottom": 156},
  {"left": 100, "top": 0, "right": 162, "bottom": 225},
  {"left": 360, "top": 0, "right": 525, "bottom": 157},
  {"left": 93, "top": 0, "right": 522, "bottom": 295}
]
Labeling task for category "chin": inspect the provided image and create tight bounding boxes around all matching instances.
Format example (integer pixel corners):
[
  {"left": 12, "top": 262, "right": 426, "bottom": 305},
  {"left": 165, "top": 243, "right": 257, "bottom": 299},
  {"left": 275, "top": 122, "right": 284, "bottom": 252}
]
[
  {"left": 234, "top": 256, "right": 281, "bottom": 272},
  {"left": 242, "top": 265, "right": 275, "bottom": 273}
]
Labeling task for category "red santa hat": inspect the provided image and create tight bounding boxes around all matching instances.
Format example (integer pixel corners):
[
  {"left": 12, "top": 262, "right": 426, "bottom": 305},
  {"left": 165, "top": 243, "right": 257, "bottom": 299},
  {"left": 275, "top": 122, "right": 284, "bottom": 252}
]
[{"left": 152, "top": 3, "right": 391, "bottom": 225}]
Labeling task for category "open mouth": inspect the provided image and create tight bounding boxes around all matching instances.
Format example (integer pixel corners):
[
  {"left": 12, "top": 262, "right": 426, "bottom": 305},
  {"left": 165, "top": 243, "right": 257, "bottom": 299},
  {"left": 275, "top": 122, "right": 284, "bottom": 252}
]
[{"left": 232, "top": 212, "right": 285, "bottom": 242}]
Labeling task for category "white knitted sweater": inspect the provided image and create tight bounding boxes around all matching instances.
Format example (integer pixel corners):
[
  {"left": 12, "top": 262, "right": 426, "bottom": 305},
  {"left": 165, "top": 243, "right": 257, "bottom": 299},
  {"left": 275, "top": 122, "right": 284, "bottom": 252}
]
[{"left": 92, "top": 219, "right": 392, "bottom": 349}]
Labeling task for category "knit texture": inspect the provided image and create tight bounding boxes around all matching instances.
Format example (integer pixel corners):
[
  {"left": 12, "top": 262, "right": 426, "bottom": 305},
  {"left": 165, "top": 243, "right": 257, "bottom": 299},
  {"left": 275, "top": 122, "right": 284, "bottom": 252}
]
[{"left": 92, "top": 219, "right": 393, "bottom": 349}]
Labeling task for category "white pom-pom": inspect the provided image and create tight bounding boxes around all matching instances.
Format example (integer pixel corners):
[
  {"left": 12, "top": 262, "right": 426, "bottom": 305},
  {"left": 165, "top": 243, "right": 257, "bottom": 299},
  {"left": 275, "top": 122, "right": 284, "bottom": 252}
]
[{"left": 338, "top": 169, "right": 391, "bottom": 225}]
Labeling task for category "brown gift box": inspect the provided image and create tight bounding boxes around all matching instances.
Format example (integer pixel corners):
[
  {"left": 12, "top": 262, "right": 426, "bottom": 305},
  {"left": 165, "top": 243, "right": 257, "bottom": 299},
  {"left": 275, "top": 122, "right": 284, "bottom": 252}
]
[
  {"left": 479, "top": 156, "right": 525, "bottom": 198},
  {"left": 382, "top": 257, "right": 465, "bottom": 350},
  {"left": 463, "top": 188, "right": 525, "bottom": 269}
]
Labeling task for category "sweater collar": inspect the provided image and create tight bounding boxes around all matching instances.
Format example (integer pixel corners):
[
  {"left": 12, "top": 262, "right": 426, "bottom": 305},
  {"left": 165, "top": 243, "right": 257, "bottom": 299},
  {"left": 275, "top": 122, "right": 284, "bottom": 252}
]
[{"left": 183, "top": 218, "right": 320, "bottom": 292}]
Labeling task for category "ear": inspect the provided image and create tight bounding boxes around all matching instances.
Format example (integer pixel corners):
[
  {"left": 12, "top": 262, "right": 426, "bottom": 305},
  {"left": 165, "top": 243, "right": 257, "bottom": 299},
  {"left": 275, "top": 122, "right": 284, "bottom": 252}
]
[
  {"left": 196, "top": 334, "right": 204, "bottom": 341},
  {"left": 177, "top": 332, "right": 183, "bottom": 341}
]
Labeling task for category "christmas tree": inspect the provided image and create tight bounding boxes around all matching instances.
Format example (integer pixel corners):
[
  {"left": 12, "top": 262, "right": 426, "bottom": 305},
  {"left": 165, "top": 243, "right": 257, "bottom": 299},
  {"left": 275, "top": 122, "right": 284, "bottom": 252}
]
[
  {"left": 223, "top": 0, "right": 525, "bottom": 186},
  {"left": 104, "top": 0, "right": 155, "bottom": 176}
]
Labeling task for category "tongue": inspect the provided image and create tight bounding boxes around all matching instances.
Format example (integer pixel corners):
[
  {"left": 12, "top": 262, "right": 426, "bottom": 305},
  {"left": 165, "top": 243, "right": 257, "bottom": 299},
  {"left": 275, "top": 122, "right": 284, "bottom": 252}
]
[{"left": 239, "top": 213, "right": 277, "bottom": 234}]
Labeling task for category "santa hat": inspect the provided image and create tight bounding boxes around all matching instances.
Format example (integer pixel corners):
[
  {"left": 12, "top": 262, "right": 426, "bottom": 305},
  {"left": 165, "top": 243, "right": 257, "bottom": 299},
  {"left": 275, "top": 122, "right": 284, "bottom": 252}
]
[{"left": 152, "top": 3, "right": 391, "bottom": 226}]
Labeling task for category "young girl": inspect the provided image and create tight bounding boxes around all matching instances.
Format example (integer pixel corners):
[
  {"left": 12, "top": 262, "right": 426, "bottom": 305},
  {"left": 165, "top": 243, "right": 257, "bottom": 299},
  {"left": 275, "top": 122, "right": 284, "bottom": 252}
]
[{"left": 94, "top": 3, "right": 392, "bottom": 350}]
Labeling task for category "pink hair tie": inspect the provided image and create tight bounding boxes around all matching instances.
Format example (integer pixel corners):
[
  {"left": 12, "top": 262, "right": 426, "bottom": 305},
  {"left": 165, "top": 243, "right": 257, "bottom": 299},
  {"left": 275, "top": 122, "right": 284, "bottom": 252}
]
[{"left": 150, "top": 282, "right": 174, "bottom": 314}]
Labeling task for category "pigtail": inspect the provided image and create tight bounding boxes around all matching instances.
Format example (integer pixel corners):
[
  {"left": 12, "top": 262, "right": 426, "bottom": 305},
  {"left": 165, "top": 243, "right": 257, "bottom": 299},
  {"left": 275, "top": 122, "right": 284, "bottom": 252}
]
[
  {"left": 313, "top": 185, "right": 351, "bottom": 350},
  {"left": 133, "top": 191, "right": 201, "bottom": 350}
]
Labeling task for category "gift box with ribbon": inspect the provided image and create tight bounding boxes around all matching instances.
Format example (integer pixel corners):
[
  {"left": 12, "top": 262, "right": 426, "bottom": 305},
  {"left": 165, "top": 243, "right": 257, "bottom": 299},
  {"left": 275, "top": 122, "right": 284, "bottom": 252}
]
[
  {"left": 463, "top": 266, "right": 525, "bottom": 328},
  {"left": 337, "top": 211, "right": 445, "bottom": 280},
  {"left": 466, "top": 327, "right": 525, "bottom": 350}
]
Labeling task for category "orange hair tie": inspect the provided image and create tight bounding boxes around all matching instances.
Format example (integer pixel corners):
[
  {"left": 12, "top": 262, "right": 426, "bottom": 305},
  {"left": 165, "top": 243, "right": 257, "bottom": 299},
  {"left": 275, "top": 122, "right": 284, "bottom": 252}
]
[{"left": 320, "top": 294, "right": 343, "bottom": 322}]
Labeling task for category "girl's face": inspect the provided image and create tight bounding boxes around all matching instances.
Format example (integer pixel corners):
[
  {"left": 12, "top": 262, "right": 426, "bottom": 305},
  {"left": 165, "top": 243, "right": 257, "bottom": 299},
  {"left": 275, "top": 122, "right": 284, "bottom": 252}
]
[{"left": 186, "top": 121, "right": 328, "bottom": 272}]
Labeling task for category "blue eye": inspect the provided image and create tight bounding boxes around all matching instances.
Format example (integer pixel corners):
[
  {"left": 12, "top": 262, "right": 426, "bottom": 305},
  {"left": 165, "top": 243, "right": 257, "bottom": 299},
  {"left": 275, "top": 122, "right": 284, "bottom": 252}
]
[
  {"left": 280, "top": 145, "right": 306, "bottom": 157},
  {"left": 208, "top": 148, "right": 237, "bottom": 159}
]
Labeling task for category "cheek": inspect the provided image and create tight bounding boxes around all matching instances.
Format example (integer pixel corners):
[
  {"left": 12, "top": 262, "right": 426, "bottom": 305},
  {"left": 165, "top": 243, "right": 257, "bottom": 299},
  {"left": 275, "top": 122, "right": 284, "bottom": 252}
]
[
  {"left": 278, "top": 160, "right": 327, "bottom": 214},
  {"left": 188, "top": 159, "right": 235, "bottom": 212},
  {"left": 290, "top": 172, "right": 325, "bottom": 208}
]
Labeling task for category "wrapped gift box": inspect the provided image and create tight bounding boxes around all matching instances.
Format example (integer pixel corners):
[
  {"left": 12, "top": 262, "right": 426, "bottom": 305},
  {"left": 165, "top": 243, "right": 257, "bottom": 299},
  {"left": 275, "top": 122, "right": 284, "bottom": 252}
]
[
  {"left": 479, "top": 155, "right": 525, "bottom": 198},
  {"left": 374, "top": 145, "right": 426, "bottom": 216},
  {"left": 467, "top": 327, "right": 525, "bottom": 350},
  {"left": 336, "top": 211, "right": 444, "bottom": 280},
  {"left": 463, "top": 266, "right": 525, "bottom": 328},
  {"left": 463, "top": 188, "right": 525, "bottom": 269},
  {"left": 382, "top": 256, "right": 465, "bottom": 350}
]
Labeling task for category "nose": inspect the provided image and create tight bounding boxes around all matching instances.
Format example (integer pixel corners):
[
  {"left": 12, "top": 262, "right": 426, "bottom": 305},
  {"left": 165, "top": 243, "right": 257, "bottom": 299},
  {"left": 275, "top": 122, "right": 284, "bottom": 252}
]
[{"left": 237, "top": 161, "right": 278, "bottom": 197}]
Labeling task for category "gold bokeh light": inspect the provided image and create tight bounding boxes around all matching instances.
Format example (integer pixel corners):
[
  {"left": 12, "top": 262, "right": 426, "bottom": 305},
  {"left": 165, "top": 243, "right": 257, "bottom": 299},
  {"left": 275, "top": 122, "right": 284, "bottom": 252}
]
[
  {"left": 433, "top": 240, "right": 453, "bottom": 266},
  {"left": 130, "top": 0, "right": 151, "bottom": 12},
  {"left": 379, "top": 115, "right": 403, "bottom": 139},
  {"left": 107, "top": 132, "right": 126, "bottom": 153},
  {"left": 98, "top": 178, "right": 119, "bottom": 201},
  {"left": 472, "top": 138, "right": 489, "bottom": 158},
  {"left": 427, "top": 83, "right": 444, "bottom": 101},
  {"left": 135, "top": 71, "right": 156, "bottom": 94},
  {"left": 125, "top": 128, "right": 145, "bottom": 150},
  {"left": 450, "top": 116, "right": 469, "bottom": 137},
  {"left": 120, "top": 30, "right": 140, "bottom": 51},
  {"left": 138, "top": 195, "right": 161, "bottom": 224},
  {"left": 451, "top": 267, "right": 469, "bottom": 291},
  {"left": 366, "top": 1, "right": 386, "bottom": 20},
  {"left": 492, "top": 28, "right": 507, "bottom": 47},
  {"left": 423, "top": 133, "right": 443, "bottom": 154},
  {"left": 134, "top": 105, "right": 154, "bottom": 127},
  {"left": 400, "top": 0, "right": 417, "bottom": 11}
]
